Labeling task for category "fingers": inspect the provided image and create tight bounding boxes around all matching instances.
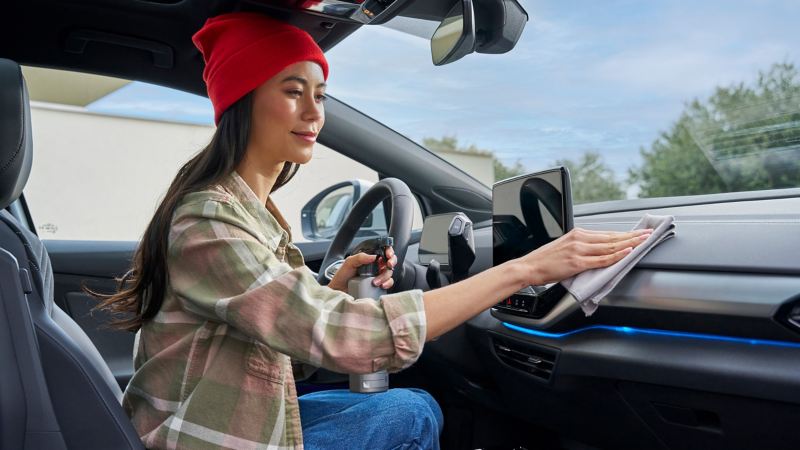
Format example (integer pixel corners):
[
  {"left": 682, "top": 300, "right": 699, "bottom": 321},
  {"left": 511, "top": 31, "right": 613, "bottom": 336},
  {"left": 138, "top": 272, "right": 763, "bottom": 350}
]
[
  {"left": 526, "top": 227, "right": 652, "bottom": 285},
  {"left": 577, "top": 226, "right": 653, "bottom": 235},
  {"left": 350, "top": 249, "right": 396, "bottom": 290},
  {"left": 373, "top": 276, "right": 394, "bottom": 290},
  {"left": 350, "top": 252, "right": 378, "bottom": 266},
  {"left": 372, "top": 270, "right": 394, "bottom": 289},
  {"left": 583, "top": 233, "right": 651, "bottom": 256},
  {"left": 584, "top": 246, "right": 633, "bottom": 269},
  {"left": 352, "top": 248, "right": 397, "bottom": 269},
  {"left": 381, "top": 247, "right": 396, "bottom": 269},
  {"left": 374, "top": 246, "right": 396, "bottom": 289},
  {"left": 573, "top": 227, "right": 652, "bottom": 243}
]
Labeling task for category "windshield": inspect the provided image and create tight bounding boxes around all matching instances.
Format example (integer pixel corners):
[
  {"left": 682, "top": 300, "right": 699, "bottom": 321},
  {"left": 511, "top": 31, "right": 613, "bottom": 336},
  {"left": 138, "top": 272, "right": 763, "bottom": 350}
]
[{"left": 325, "top": 0, "right": 800, "bottom": 204}]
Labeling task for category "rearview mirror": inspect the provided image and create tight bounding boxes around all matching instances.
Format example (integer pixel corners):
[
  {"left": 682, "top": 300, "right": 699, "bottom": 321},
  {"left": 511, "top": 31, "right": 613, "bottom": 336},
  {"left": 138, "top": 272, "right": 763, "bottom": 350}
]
[{"left": 430, "top": 0, "right": 476, "bottom": 66}]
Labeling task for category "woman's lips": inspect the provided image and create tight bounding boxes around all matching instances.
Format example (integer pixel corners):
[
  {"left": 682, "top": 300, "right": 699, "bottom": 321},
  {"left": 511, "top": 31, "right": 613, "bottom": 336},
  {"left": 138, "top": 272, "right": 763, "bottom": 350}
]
[{"left": 292, "top": 131, "right": 317, "bottom": 143}]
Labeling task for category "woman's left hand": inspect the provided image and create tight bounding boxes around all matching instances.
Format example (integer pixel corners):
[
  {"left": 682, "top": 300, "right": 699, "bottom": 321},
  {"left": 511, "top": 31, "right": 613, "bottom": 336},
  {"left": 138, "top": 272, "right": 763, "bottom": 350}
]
[{"left": 327, "top": 246, "right": 398, "bottom": 293}]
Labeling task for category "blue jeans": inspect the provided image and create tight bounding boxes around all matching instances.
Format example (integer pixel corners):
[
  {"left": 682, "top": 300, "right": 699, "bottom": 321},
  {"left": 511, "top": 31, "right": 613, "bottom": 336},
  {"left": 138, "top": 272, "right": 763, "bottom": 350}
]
[{"left": 299, "top": 388, "right": 444, "bottom": 450}]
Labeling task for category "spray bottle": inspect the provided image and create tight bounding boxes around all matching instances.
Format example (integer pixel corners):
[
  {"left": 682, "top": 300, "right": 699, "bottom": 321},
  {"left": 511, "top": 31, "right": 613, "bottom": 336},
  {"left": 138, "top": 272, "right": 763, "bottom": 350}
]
[{"left": 347, "top": 236, "right": 394, "bottom": 393}]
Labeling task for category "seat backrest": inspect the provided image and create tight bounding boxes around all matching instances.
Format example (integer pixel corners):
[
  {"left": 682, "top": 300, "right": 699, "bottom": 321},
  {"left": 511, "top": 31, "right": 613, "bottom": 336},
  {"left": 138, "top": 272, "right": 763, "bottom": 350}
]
[{"left": 0, "top": 58, "right": 143, "bottom": 450}]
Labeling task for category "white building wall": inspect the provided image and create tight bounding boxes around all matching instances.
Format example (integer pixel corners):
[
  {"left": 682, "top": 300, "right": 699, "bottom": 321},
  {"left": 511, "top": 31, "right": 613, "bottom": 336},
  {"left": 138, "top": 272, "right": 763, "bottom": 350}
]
[
  {"left": 433, "top": 151, "right": 495, "bottom": 186},
  {"left": 26, "top": 103, "right": 379, "bottom": 241},
  {"left": 26, "top": 103, "right": 490, "bottom": 242}
]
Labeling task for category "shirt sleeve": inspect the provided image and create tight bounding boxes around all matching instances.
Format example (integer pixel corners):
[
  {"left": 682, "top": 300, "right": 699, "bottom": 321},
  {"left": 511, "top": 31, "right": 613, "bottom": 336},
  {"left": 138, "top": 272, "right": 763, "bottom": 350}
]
[{"left": 167, "top": 197, "right": 427, "bottom": 374}]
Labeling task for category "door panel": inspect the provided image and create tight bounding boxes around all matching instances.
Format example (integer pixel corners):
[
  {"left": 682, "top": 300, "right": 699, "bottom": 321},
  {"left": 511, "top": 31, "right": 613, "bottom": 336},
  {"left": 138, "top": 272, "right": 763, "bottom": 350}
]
[
  {"left": 45, "top": 238, "right": 336, "bottom": 389},
  {"left": 55, "top": 277, "right": 136, "bottom": 388}
]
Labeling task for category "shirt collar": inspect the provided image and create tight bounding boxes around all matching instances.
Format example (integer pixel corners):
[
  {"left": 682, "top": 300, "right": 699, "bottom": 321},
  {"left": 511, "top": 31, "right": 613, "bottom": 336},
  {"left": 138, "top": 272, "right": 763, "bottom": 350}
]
[{"left": 223, "top": 171, "right": 293, "bottom": 242}]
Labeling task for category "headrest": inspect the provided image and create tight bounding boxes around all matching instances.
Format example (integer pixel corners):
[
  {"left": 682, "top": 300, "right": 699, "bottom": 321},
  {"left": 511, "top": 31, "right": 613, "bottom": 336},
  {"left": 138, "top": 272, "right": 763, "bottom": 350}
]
[{"left": 0, "top": 59, "right": 33, "bottom": 210}]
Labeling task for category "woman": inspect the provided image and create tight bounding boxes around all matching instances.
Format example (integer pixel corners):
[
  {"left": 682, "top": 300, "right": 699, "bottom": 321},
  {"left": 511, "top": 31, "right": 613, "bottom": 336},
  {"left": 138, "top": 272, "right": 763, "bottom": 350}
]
[{"left": 96, "top": 12, "right": 651, "bottom": 450}]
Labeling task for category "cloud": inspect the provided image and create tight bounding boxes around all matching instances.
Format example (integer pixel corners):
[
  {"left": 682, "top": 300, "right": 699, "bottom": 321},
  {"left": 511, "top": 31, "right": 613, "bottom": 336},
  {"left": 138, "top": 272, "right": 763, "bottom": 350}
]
[
  {"left": 592, "top": 41, "right": 794, "bottom": 97},
  {"left": 584, "top": 0, "right": 800, "bottom": 97}
]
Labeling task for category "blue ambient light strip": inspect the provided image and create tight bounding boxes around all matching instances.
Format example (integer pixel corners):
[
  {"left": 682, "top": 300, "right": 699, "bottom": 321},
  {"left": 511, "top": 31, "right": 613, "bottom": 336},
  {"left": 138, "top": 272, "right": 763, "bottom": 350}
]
[{"left": 501, "top": 322, "right": 800, "bottom": 349}]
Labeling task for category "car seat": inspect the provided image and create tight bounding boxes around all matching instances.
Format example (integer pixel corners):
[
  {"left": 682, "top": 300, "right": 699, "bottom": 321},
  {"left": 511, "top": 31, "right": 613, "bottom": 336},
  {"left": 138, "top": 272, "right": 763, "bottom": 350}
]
[{"left": 0, "top": 58, "right": 143, "bottom": 450}]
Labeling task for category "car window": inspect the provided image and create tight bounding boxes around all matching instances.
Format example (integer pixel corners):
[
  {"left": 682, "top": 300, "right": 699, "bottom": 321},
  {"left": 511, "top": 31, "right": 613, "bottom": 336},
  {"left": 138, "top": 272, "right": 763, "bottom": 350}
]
[
  {"left": 325, "top": 0, "right": 800, "bottom": 204},
  {"left": 22, "top": 67, "right": 422, "bottom": 242}
]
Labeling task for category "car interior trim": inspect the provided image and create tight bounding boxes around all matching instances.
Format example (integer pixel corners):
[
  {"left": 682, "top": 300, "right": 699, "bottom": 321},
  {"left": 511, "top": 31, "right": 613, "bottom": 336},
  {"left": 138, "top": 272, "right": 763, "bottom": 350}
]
[{"left": 501, "top": 322, "right": 800, "bottom": 350}]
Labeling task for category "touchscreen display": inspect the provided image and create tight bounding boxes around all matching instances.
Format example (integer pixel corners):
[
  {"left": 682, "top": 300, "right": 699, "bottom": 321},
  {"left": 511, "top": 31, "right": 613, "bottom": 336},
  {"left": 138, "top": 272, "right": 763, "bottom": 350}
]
[{"left": 493, "top": 168, "right": 573, "bottom": 288}]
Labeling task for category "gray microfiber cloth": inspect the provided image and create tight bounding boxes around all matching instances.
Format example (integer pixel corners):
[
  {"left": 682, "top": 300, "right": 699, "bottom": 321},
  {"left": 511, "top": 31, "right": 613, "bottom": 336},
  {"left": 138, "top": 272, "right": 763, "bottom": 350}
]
[{"left": 561, "top": 214, "right": 676, "bottom": 316}]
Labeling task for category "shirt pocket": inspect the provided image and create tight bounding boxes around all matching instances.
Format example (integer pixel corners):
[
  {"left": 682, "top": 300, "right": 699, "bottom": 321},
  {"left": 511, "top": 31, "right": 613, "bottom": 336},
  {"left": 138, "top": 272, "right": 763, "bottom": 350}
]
[{"left": 245, "top": 341, "right": 285, "bottom": 385}]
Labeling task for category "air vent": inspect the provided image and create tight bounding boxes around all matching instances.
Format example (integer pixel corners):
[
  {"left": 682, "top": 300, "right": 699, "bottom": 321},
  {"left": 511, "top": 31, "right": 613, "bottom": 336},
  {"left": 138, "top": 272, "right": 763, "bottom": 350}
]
[{"left": 492, "top": 335, "right": 558, "bottom": 383}]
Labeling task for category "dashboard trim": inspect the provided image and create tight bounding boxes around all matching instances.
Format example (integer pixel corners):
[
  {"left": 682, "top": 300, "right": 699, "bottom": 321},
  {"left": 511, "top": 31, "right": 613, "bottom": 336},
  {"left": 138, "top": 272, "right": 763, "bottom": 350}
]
[{"left": 501, "top": 322, "right": 800, "bottom": 349}]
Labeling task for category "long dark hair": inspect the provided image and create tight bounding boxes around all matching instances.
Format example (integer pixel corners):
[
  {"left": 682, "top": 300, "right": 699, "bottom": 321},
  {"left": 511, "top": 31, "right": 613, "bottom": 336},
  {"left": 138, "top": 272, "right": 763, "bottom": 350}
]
[{"left": 90, "top": 92, "right": 299, "bottom": 332}]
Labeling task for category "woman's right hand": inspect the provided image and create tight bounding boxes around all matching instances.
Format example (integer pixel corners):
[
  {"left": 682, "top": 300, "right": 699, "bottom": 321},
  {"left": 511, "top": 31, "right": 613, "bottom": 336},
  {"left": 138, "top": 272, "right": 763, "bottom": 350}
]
[
  {"left": 422, "top": 226, "right": 654, "bottom": 341},
  {"left": 520, "top": 227, "right": 653, "bottom": 286}
]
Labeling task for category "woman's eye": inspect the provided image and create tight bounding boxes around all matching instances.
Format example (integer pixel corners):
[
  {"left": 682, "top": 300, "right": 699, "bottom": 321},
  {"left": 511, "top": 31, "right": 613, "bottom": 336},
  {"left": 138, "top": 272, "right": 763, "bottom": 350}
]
[
  {"left": 316, "top": 94, "right": 327, "bottom": 102},
  {"left": 287, "top": 90, "right": 303, "bottom": 97}
]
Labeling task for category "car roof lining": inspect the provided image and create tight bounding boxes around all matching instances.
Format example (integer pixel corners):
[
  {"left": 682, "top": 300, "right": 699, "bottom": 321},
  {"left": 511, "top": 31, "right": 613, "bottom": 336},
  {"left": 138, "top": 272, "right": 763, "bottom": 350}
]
[
  {"left": 1, "top": 0, "right": 458, "bottom": 97},
  {"left": 0, "top": 0, "right": 361, "bottom": 96}
]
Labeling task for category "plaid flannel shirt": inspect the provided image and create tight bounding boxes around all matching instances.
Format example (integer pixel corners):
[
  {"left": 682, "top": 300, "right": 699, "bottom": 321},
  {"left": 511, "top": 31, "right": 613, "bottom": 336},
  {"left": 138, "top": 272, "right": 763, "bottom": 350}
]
[{"left": 123, "top": 171, "right": 427, "bottom": 449}]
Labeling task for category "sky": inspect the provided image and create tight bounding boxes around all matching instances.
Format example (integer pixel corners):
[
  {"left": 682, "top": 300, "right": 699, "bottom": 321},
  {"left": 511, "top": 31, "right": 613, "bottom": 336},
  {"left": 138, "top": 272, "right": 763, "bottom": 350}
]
[{"left": 89, "top": 0, "right": 800, "bottom": 192}]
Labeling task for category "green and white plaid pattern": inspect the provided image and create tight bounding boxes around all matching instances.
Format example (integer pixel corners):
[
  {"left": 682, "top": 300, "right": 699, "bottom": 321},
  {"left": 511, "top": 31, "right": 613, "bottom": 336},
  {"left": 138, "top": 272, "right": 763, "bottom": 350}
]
[{"left": 124, "top": 172, "right": 426, "bottom": 449}]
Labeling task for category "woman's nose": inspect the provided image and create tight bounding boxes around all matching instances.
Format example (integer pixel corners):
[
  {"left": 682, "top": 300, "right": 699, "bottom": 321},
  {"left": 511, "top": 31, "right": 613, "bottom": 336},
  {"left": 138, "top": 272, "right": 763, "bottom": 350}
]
[{"left": 302, "top": 95, "right": 324, "bottom": 122}]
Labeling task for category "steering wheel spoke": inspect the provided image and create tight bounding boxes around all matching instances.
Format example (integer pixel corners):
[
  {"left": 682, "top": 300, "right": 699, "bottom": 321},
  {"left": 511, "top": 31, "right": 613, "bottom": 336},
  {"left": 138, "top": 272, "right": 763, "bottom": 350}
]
[
  {"left": 316, "top": 178, "right": 414, "bottom": 291},
  {"left": 323, "top": 259, "right": 346, "bottom": 281}
]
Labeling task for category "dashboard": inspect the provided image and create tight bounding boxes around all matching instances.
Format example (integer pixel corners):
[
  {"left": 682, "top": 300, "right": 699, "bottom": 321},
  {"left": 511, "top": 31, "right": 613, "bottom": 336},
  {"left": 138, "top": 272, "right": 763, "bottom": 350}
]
[{"left": 412, "top": 194, "right": 800, "bottom": 449}]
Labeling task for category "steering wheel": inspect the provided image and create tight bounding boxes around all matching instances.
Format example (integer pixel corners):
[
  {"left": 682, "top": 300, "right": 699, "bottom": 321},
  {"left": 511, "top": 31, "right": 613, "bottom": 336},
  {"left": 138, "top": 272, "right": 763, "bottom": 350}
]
[{"left": 317, "top": 178, "right": 415, "bottom": 290}]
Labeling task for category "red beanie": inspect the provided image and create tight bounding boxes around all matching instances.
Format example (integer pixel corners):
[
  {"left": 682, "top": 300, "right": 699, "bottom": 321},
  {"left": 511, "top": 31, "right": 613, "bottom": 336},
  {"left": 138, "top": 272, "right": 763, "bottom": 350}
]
[{"left": 192, "top": 12, "right": 329, "bottom": 124}]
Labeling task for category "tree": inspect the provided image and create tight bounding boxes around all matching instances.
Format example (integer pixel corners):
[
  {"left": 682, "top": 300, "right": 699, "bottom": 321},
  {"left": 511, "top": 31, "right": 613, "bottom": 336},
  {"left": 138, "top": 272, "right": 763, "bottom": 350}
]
[
  {"left": 422, "top": 136, "right": 526, "bottom": 182},
  {"left": 630, "top": 62, "right": 800, "bottom": 197},
  {"left": 494, "top": 159, "right": 527, "bottom": 182},
  {"left": 555, "top": 151, "right": 626, "bottom": 204}
]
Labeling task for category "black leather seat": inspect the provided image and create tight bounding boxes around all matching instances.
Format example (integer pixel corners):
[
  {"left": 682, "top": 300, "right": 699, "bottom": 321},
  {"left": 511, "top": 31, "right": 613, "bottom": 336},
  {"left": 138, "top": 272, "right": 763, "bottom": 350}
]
[{"left": 0, "top": 58, "right": 143, "bottom": 449}]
